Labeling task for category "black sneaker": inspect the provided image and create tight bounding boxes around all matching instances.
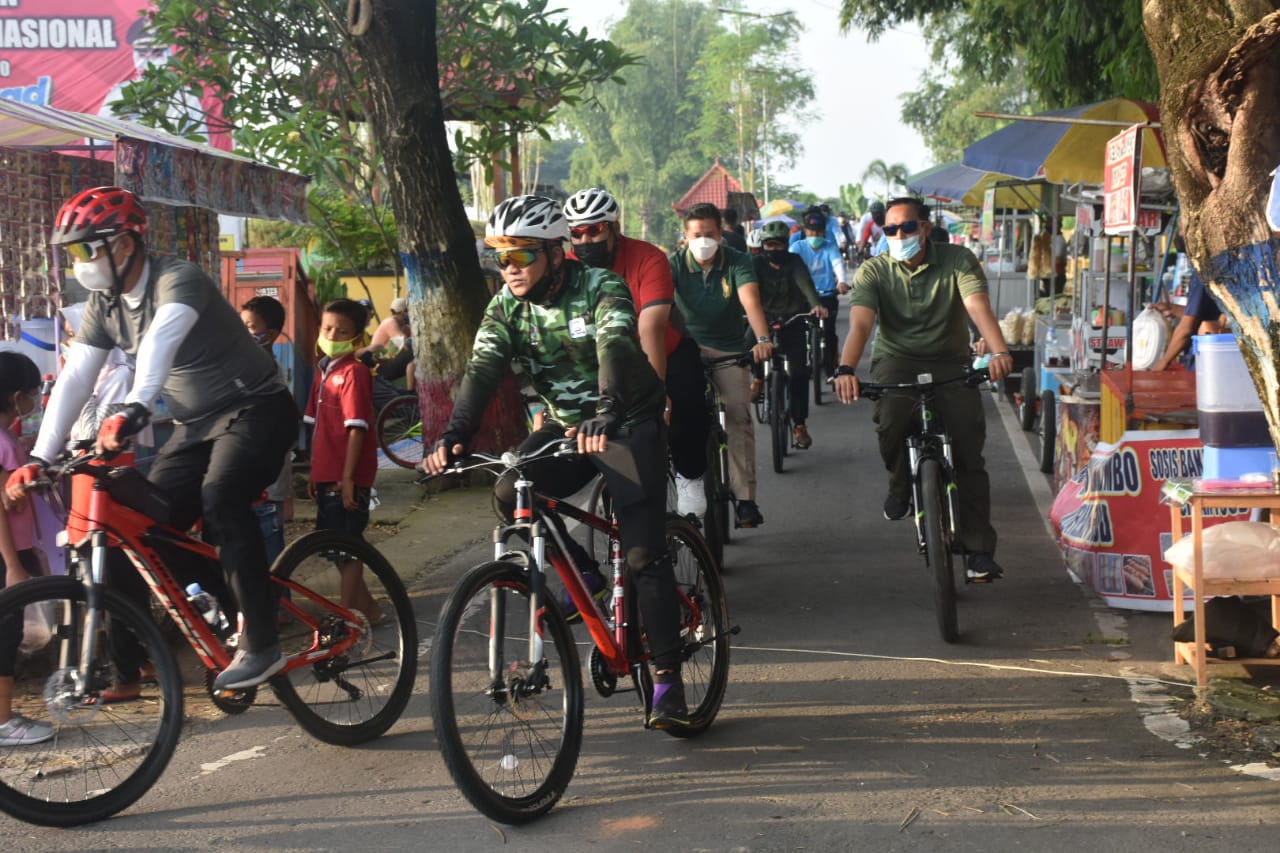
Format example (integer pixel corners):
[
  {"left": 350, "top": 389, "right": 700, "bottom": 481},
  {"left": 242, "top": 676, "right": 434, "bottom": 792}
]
[
  {"left": 965, "top": 552, "right": 1004, "bottom": 583},
  {"left": 648, "top": 679, "right": 690, "bottom": 730},
  {"left": 882, "top": 493, "right": 911, "bottom": 521},
  {"left": 735, "top": 500, "right": 764, "bottom": 528}
]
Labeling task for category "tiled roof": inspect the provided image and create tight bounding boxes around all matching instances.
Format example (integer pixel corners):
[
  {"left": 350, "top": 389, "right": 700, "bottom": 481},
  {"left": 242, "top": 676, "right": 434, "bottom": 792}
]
[{"left": 672, "top": 158, "right": 746, "bottom": 213}]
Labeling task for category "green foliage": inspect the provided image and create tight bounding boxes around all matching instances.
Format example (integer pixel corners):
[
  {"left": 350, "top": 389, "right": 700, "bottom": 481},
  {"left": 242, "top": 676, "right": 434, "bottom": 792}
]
[
  {"left": 899, "top": 66, "right": 1040, "bottom": 163},
  {"left": 839, "top": 183, "right": 869, "bottom": 216},
  {"left": 838, "top": 0, "right": 1157, "bottom": 108},
  {"left": 861, "top": 159, "right": 911, "bottom": 198}
]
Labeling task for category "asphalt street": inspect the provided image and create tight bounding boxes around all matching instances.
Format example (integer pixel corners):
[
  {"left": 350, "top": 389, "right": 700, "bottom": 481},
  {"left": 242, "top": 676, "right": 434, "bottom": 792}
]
[{"left": 6, "top": 309, "right": 1280, "bottom": 851}]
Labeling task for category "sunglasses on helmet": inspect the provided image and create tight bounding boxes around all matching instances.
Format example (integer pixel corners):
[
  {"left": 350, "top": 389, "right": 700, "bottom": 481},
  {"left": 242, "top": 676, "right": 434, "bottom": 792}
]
[
  {"left": 882, "top": 220, "right": 923, "bottom": 238},
  {"left": 569, "top": 222, "right": 609, "bottom": 240},
  {"left": 64, "top": 238, "right": 117, "bottom": 263},
  {"left": 495, "top": 247, "right": 545, "bottom": 269}
]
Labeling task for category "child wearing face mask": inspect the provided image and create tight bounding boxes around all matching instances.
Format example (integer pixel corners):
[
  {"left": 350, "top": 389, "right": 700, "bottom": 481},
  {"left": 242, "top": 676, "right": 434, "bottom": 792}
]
[
  {"left": 303, "top": 299, "right": 382, "bottom": 623},
  {"left": 0, "top": 352, "right": 54, "bottom": 746}
]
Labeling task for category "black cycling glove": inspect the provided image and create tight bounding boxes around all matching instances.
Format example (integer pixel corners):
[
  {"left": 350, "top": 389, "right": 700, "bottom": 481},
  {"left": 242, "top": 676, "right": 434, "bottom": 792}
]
[
  {"left": 578, "top": 396, "right": 623, "bottom": 440},
  {"left": 434, "top": 431, "right": 468, "bottom": 463}
]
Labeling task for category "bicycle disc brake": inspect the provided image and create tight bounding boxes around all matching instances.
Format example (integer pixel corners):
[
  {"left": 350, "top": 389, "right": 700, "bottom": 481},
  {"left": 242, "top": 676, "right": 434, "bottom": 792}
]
[
  {"left": 44, "top": 667, "right": 102, "bottom": 725},
  {"left": 589, "top": 645, "right": 617, "bottom": 698}
]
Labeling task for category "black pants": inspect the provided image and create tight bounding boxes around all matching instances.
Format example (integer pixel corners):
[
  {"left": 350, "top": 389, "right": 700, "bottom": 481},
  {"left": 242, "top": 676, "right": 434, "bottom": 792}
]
[
  {"left": 818, "top": 294, "right": 840, "bottom": 376},
  {"left": 493, "top": 419, "right": 684, "bottom": 672},
  {"left": 665, "top": 336, "right": 710, "bottom": 480},
  {"left": 747, "top": 320, "right": 809, "bottom": 425},
  {"left": 139, "top": 390, "right": 298, "bottom": 653},
  {"left": 871, "top": 357, "right": 997, "bottom": 554}
]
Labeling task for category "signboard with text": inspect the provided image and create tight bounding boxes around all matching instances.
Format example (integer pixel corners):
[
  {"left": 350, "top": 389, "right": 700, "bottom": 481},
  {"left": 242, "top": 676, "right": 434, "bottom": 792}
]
[
  {"left": 1103, "top": 125, "right": 1142, "bottom": 235},
  {"left": 0, "top": 1, "right": 228, "bottom": 149}
]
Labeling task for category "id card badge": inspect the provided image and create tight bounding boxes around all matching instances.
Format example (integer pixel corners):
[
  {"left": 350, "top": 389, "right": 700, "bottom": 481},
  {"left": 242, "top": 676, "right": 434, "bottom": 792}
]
[{"left": 569, "top": 316, "right": 589, "bottom": 339}]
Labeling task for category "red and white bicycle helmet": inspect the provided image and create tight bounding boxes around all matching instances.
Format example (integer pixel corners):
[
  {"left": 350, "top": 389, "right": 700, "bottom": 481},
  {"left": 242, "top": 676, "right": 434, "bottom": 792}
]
[
  {"left": 563, "top": 187, "right": 620, "bottom": 226},
  {"left": 50, "top": 186, "right": 149, "bottom": 246}
]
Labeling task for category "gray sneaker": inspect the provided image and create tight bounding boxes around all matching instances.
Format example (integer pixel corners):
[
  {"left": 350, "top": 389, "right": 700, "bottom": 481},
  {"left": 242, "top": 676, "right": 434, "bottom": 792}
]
[
  {"left": 213, "top": 644, "right": 285, "bottom": 691},
  {"left": 0, "top": 713, "right": 54, "bottom": 746}
]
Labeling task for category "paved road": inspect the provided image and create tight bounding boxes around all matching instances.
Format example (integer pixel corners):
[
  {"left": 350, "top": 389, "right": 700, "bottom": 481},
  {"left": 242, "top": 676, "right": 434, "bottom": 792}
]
[{"left": 6, "top": 321, "right": 1280, "bottom": 850}]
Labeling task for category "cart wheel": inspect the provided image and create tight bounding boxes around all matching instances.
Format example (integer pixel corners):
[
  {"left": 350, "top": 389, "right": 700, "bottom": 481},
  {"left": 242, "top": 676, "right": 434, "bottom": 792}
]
[
  {"left": 1039, "top": 390, "right": 1056, "bottom": 474},
  {"left": 1018, "top": 367, "right": 1037, "bottom": 431}
]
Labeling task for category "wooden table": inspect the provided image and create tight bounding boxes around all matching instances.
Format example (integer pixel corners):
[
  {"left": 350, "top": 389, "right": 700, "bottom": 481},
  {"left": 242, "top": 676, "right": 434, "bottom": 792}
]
[{"left": 1167, "top": 484, "right": 1280, "bottom": 686}]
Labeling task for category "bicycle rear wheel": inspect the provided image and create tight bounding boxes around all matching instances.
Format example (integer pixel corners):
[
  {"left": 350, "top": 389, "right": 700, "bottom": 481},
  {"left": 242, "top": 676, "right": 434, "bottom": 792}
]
[
  {"left": 663, "top": 517, "right": 730, "bottom": 737},
  {"left": 0, "top": 575, "right": 183, "bottom": 827},
  {"left": 376, "top": 394, "right": 423, "bottom": 469},
  {"left": 269, "top": 530, "right": 418, "bottom": 745},
  {"left": 920, "top": 459, "right": 958, "bottom": 643},
  {"left": 431, "top": 561, "right": 584, "bottom": 824},
  {"left": 585, "top": 475, "right": 613, "bottom": 565},
  {"left": 699, "top": 432, "right": 725, "bottom": 570},
  {"left": 769, "top": 370, "right": 787, "bottom": 473},
  {"left": 809, "top": 323, "right": 824, "bottom": 406}
]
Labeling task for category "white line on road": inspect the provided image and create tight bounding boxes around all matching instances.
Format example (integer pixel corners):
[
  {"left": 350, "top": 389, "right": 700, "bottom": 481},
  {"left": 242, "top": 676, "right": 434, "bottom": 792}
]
[{"left": 198, "top": 745, "right": 268, "bottom": 777}]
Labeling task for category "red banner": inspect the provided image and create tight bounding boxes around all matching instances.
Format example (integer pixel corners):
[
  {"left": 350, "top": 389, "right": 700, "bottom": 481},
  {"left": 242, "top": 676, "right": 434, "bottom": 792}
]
[
  {"left": 1103, "top": 125, "right": 1142, "bottom": 235},
  {"left": 0, "top": 1, "right": 228, "bottom": 149},
  {"left": 1049, "top": 430, "right": 1251, "bottom": 612}
]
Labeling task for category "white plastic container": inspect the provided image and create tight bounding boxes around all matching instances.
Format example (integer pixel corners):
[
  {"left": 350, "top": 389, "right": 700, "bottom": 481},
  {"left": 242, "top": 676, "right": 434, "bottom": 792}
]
[
  {"left": 1193, "top": 334, "right": 1263, "bottom": 413},
  {"left": 0, "top": 317, "right": 58, "bottom": 376}
]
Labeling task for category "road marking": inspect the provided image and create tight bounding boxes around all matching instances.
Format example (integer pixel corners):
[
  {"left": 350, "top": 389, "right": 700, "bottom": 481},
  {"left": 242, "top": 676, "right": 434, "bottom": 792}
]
[{"left": 199, "top": 745, "right": 268, "bottom": 776}]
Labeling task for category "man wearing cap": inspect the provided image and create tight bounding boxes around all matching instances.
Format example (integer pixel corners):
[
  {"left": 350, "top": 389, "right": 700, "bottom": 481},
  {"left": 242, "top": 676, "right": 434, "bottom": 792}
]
[
  {"left": 789, "top": 207, "right": 848, "bottom": 378},
  {"left": 359, "top": 296, "right": 410, "bottom": 359}
]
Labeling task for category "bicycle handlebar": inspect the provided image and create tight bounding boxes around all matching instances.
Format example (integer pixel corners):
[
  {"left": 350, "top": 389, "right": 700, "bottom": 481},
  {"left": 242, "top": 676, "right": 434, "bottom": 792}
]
[
  {"left": 769, "top": 312, "right": 813, "bottom": 332},
  {"left": 420, "top": 436, "right": 578, "bottom": 483},
  {"left": 854, "top": 367, "right": 990, "bottom": 402}
]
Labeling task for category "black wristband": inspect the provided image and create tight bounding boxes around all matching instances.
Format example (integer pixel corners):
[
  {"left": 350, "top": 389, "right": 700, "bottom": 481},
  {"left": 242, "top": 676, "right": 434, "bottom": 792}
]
[{"left": 834, "top": 365, "right": 858, "bottom": 378}]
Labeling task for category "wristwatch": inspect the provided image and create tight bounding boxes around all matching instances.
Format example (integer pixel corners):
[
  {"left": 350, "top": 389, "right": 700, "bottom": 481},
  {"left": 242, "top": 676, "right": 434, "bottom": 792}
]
[{"left": 756, "top": 336, "right": 770, "bottom": 344}]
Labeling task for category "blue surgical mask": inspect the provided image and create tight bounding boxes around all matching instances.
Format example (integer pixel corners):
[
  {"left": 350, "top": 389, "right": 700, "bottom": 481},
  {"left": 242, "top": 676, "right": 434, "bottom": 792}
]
[
  {"left": 806, "top": 236, "right": 825, "bottom": 250},
  {"left": 888, "top": 235, "right": 921, "bottom": 262}
]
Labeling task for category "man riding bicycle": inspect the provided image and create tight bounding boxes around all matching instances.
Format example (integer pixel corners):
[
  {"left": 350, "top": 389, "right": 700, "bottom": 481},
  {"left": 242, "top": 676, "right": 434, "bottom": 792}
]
[
  {"left": 423, "top": 195, "right": 691, "bottom": 730},
  {"left": 750, "top": 220, "right": 828, "bottom": 449},
  {"left": 832, "top": 197, "right": 1012, "bottom": 582},
  {"left": 562, "top": 187, "right": 711, "bottom": 520},
  {"left": 789, "top": 207, "right": 847, "bottom": 379},
  {"left": 4, "top": 186, "right": 298, "bottom": 691}
]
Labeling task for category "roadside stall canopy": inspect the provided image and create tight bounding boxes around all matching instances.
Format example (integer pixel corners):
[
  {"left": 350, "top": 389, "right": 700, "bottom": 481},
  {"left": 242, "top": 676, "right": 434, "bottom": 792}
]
[
  {"left": 962, "top": 98, "right": 1166, "bottom": 185},
  {"left": 0, "top": 99, "right": 309, "bottom": 222},
  {"left": 907, "top": 161, "right": 1046, "bottom": 210}
]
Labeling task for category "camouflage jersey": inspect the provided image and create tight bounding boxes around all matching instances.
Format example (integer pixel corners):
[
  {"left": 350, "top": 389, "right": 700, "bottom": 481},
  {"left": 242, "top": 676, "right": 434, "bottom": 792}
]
[{"left": 447, "top": 261, "right": 665, "bottom": 442}]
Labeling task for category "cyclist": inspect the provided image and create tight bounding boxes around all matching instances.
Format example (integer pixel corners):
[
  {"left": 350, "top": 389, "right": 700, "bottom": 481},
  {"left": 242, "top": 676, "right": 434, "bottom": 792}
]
[
  {"left": 423, "top": 195, "right": 691, "bottom": 729},
  {"left": 3, "top": 186, "right": 298, "bottom": 691},
  {"left": 857, "top": 200, "right": 887, "bottom": 259},
  {"left": 750, "top": 220, "right": 829, "bottom": 449},
  {"left": 669, "top": 203, "right": 773, "bottom": 529},
  {"left": 563, "top": 187, "right": 711, "bottom": 520},
  {"left": 832, "top": 197, "right": 1012, "bottom": 583},
  {"left": 789, "top": 207, "right": 847, "bottom": 379}
]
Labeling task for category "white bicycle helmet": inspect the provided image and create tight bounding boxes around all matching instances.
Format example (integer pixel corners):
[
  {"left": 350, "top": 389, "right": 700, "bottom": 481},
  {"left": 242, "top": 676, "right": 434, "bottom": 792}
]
[
  {"left": 485, "top": 195, "right": 570, "bottom": 246},
  {"left": 746, "top": 227, "right": 764, "bottom": 250},
  {"left": 563, "top": 187, "right": 620, "bottom": 226}
]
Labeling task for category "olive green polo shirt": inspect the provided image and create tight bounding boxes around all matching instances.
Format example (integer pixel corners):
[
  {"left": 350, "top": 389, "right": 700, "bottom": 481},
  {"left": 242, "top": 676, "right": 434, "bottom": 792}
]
[
  {"left": 849, "top": 241, "right": 988, "bottom": 360},
  {"left": 669, "top": 245, "right": 758, "bottom": 352}
]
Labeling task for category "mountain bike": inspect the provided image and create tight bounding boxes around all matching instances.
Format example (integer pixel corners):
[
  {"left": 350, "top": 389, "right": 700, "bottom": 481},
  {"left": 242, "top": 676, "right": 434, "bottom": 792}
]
[
  {"left": 855, "top": 366, "right": 989, "bottom": 643},
  {"left": 429, "top": 438, "right": 734, "bottom": 824},
  {"left": 0, "top": 451, "right": 417, "bottom": 826},
  {"left": 700, "top": 352, "right": 752, "bottom": 563},
  {"left": 376, "top": 393, "right": 423, "bottom": 469},
  {"left": 753, "top": 313, "right": 810, "bottom": 474}
]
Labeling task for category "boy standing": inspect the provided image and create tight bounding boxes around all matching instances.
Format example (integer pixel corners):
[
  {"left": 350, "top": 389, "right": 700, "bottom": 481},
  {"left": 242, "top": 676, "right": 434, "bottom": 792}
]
[{"left": 240, "top": 295, "right": 292, "bottom": 566}]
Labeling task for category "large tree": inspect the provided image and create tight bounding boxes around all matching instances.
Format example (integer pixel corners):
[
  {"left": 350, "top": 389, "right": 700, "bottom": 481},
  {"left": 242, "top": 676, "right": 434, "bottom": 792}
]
[
  {"left": 118, "top": 0, "right": 632, "bottom": 447},
  {"left": 1143, "top": 2, "right": 1280, "bottom": 445}
]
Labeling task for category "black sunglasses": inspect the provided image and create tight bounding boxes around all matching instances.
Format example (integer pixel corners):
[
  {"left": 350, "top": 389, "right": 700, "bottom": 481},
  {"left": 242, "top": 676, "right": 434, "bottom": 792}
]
[{"left": 882, "top": 220, "right": 923, "bottom": 237}]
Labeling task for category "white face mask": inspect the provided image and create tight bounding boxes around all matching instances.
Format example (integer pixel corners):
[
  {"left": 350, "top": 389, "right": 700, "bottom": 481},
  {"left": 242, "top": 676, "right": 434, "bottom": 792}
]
[
  {"left": 689, "top": 236, "right": 719, "bottom": 262},
  {"left": 73, "top": 255, "right": 116, "bottom": 291},
  {"left": 887, "top": 235, "right": 922, "bottom": 262}
]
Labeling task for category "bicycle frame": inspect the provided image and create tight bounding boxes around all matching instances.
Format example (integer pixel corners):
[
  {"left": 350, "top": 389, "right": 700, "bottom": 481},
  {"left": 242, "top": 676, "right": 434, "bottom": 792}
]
[
  {"left": 903, "top": 386, "right": 960, "bottom": 551},
  {"left": 58, "top": 455, "right": 363, "bottom": 691}
]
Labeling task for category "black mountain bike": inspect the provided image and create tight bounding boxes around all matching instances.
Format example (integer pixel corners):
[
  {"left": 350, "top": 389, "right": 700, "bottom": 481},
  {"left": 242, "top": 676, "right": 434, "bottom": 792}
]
[
  {"left": 753, "top": 313, "right": 810, "bottom": 474},
  {"left": 856, "top": 366, "right": 989, "bottom": 643}
]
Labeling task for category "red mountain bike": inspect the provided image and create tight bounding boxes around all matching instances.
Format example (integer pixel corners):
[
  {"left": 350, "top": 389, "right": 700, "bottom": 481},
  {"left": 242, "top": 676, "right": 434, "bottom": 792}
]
[{"left": 0, "top": 451, "right": 417, "bottom": 826}]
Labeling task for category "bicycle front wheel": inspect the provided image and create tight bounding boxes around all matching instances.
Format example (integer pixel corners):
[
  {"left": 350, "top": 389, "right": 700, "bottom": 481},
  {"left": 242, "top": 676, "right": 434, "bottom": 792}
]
[
  {"left": 663, "top": 517, "right": 730, "bottom": 737},
  {"left": 920, "top": 459, "right": 958, "bottom": 643},
  {"left": 431, "top": 561, "right": 584, "bottom": 824},
  {"left": 809, "top": 323, "right": 824, "bottom": 406},
  {"left": 0, "top": 575, "right": 183, "bottom": 827},
  {"left": 769, "top": 370, "right": 787, "bottom": 473},
  {"left": 270, "top": 531, "right": 418, "bottom": 745},
  {"left": 376, "top": 394, "right": 423, "bottom": 469}
]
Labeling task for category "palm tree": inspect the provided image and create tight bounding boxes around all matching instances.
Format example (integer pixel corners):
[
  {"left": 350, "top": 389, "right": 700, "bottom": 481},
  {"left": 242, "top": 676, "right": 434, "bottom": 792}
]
[{"left": 861, "top": 159, "right": 910, "bottom": 199}]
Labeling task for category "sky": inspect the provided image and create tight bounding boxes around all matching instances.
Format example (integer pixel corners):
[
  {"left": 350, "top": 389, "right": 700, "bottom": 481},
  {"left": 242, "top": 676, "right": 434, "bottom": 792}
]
[{"left": 549, "top": 0, "right": 936, "bottom": 201}]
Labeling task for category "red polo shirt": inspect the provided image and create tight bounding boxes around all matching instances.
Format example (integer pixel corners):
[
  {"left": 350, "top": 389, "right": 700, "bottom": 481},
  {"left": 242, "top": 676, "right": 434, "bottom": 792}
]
[
  {"left": 304, "top": 354, "right": 377, "bottom": 488},
  {"left": 571, "top": 233, "right": 686, "bottom": 357}
]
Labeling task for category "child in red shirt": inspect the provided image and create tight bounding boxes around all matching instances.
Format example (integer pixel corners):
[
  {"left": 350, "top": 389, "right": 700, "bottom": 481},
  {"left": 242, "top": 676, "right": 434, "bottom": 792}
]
[{"left": 304, "top": 299, "right": 381, "bottom": 621}]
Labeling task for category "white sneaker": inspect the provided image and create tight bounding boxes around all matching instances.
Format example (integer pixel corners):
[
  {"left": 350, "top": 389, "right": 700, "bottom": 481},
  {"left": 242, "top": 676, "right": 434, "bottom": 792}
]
[
  {"left": 0, "top": 713, "right": 54, "bottom": 746},
  {"left": 675, "top": 474, "right": 707, "bottom": 517}
]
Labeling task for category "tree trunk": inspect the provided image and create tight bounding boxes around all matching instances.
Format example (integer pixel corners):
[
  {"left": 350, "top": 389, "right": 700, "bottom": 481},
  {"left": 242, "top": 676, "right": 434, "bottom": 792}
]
[
  {"left": 353, "top": 0, "right": 525, "bottom": 452},
  {"left": 1144, "top": 2, "right": 1280, "bottom": 448}
]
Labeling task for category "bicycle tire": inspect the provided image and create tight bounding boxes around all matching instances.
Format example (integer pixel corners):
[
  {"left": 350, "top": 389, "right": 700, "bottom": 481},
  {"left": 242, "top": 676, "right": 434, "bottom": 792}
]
[
  {"left": 920, "top": 459, "right": 958, "bottom": 643},
  {"left": 810, "top": 323, "right": 824, "bottom": 406},
  {"left": 0, "top": 575, "right": 183, "bottom": 827},
  {"left": 769, "top": 369, "right": 787, "bottom": 473},
  {"left": 662, "top": 517, "right": 731, "bottom": 737},
  {"left": 1017, "top": 367, "right": 1037, "bottom": 431},
  {"left": 1039, "top": 390, "right": 1056, "bottom": 475},
  {"left": 431, "top": 561, "right": 584, "bottom": 824},
  {"left": 269, "top": 530, "right": 418, "bottom": 745},
  {"left": 376, "top": 394, "right": 423, "bottom": 469},
  {"left": 584, "top": 475, "right": 613, "bottom": 565},
  {"left": 698, "top": 432, "right": 725, "bottom": 569},
  {"left": 713, "top": 427, "right": 732, "bottom": 548}
]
